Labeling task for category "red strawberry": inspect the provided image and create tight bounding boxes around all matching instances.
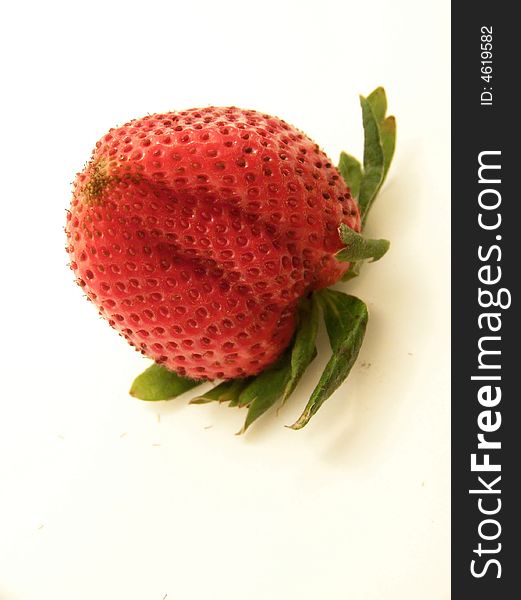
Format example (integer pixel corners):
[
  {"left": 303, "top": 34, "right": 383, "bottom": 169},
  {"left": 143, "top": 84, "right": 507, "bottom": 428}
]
[
  {"left": 66, "top": 89, "right": 395, "bottom": 431},
  {"left": 66, "top": 107, "right": 360, "bottom": 380}
]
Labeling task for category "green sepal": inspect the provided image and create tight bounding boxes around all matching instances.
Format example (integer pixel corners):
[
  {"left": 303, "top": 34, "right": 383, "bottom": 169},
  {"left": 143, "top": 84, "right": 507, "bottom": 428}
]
[
  {"left": 366, "top": 87, "right": 396, "bottom": 193},
  {"left": 228, "top": 379, "right": 256, "bottom": 407},
  {"left": 190, "top": 378, "right": 253, "bottom": 405},
  {"left": 281, "top": 295, "right": 320, "bottom": 405},
  {"left": 341, "top": 260, "right": 362, "bottom": 282},
  {"left": 338, "top": 87, "right": 396, "bottom": 226},
  {"left": 358, "top": 95, "right": 385, "bottom": 222},
  {"left": 338, "top": 152, "right": 363, "bottom": 200},
  {"left": 380, "top": 116, "right": 396, "bottom": 183},
  {"left": 289, "top": 290, "right": 368, "bottom": 430},
  {"left": 335, "top": 88, "right": 393, "bottom": 281},
  {"left": 236, "top": 293, "right": 321, "bottom": 431},
  {"left": 336, "top": 224, "right": 390, "bottom": 263},
  {"left": 367, "top": 87, "right": 387, "bottom": 123},
  {"left": 237, "top": 351, "right": 292, "bottom": 434},
  {"left": 129, "top": 363, "right": 201, "bottom": 401}
]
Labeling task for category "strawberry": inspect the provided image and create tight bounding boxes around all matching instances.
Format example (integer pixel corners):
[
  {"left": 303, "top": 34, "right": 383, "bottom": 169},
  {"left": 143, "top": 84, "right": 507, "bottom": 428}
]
[{"left": 66, "top": 88, "right": 396, "bottom": 431}]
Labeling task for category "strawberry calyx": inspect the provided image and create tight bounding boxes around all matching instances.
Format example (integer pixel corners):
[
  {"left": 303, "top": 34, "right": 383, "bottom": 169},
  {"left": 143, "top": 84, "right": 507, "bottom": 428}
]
[
  {"left": 129, "top": 362, "right": 200, "bottom": 401},
  {"left": 336, "top": 224, "right": 389, "bottom": 263},
  {"left": 129, "top": 87, "right": 396, "bottom": 432}
]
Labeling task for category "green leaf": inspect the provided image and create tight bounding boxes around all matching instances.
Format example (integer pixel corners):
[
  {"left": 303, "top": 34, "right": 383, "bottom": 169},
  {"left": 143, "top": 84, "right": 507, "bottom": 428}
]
[
  {"left": 358, "top": 95, "right": 385, "bottom": 222},
  {"left": 289, "top": 290, "right": 368, "bottom": 430},
  {"left": 337, "top": 87, "right": 396, "bottom": 228},
  {"left": 336, "top": 223, "right": 390, "bottom": 263},
  {"left": 367, "top": 87, "right": 387, "bottom": 123},
  {"left": 237, "top": 352, "right": 292, "bottom": 433},
  {"left": 338, "top": 152, "right": 363, "bottom": 200},
  {"left": 228, "top": 379, "right": 256, "bottom": 407},
  {"left": 129, "top": 363, "right": 201, "bottom": 401},
  {"left": 189, "top": 378, "right": 252, "bottom": 405},
  {"left": 281, "top": 295, "right": 319, "bottom": 405},
  {"left": 367, "top": 88, "right": 396, "bottom": 191},
  {"left": 380, "top": 116, "right": 396, "bottom": 183},
  {"left": 320, "top": 290, "right": 368, "bottom": 352},
  {"left": 341, "top": 260, "right": 363, "bottom": 282}
]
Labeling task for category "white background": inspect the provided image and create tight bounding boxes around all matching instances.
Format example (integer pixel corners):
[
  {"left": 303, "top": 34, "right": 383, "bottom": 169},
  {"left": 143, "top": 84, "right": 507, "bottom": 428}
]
[{"left": 0, "top": 1, "right": 450, "bottom": 598}]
